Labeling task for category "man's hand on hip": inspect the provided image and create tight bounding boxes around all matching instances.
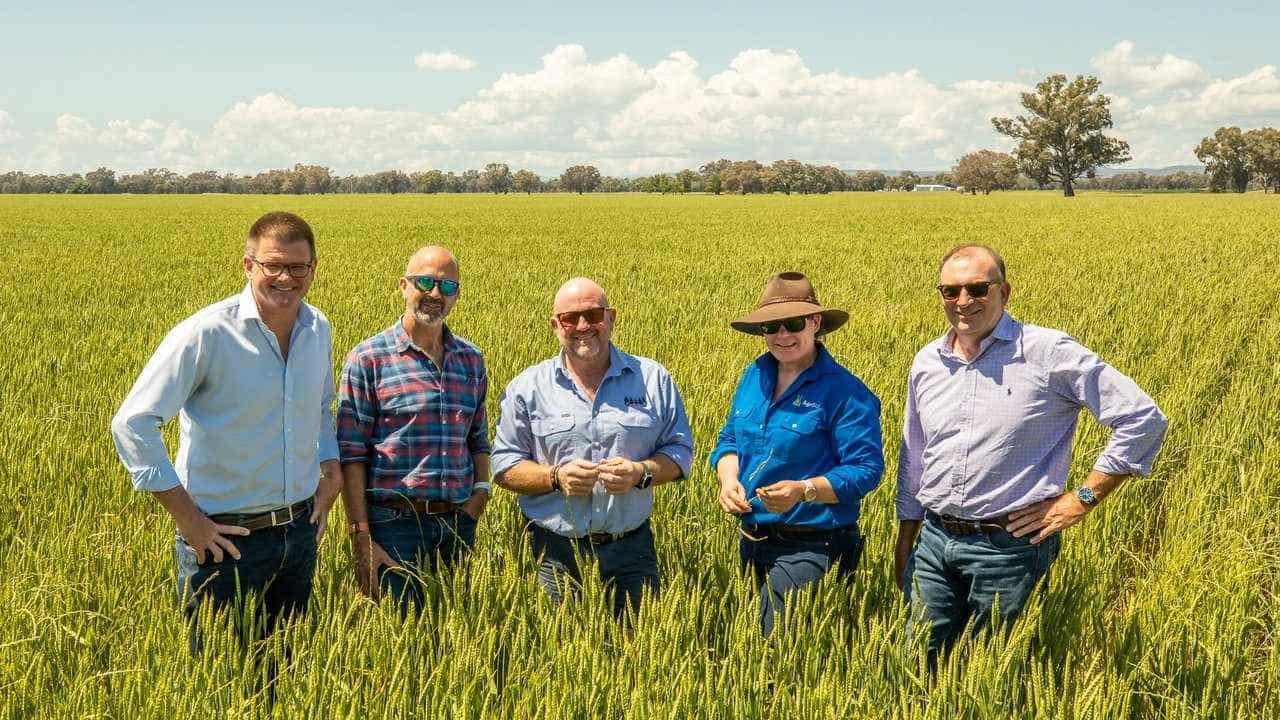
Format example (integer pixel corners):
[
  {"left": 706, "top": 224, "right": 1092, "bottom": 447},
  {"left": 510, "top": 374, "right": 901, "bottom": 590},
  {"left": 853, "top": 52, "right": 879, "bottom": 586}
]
[
  {"left": 1008, "top": 493, "right": 1090, "bottom": 544},
  {"left": 460, "top": 490, "right": 489, "bottom": 520}
]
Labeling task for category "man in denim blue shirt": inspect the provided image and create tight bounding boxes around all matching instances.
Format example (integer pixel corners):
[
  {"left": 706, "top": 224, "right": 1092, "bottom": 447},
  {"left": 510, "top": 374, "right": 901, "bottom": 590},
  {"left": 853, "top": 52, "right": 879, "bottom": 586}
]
[
  {"left": 492, "top": 277, "right": 694, "bottom": 619},
  {"left": 112, "top": 212, "right": 342, "bottom": 655}
]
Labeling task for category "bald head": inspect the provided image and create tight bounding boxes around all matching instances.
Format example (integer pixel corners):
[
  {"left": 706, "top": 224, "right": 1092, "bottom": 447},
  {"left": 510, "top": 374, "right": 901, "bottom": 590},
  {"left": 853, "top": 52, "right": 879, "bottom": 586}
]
[
  {"left": 939, "top": 244, "right": 1006, "bottom": 282},
  {"left": 553, "top": 277, "right": 609, "bottom": 314},
  {"left": 405, "top": 245, "right": 459, "bottom": 279}
]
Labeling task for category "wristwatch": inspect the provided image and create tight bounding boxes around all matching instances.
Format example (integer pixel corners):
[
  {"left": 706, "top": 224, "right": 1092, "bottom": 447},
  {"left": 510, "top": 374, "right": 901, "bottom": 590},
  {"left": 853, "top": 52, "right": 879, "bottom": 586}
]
[
  {"left": 636, "top": 462, "right": 654, "bottom": 490},
  {"left": 1076, "top": 486, "right": 1098, "bottom": 507},
  {"left": 802, "top": 479, "right": 817, "bottom": 502}
]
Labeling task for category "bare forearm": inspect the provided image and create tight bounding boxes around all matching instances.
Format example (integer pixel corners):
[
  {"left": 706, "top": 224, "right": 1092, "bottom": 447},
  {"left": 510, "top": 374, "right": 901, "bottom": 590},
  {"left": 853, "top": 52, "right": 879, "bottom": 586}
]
[
  {"left": 803, "top": 476, "right": 839, "bottom": 504},
  {"left": 340, "top": 462, "right": 370, "bottom": 524},
  {"left": 1082, "top": 469, "right": 1127, "bottom": 506},
  {"left": 715, "top": 454, "right": 740, "bottom": 486},
  {"left": 896, "top": 520, "right": 922, "bottom": 553},
  {"left": 495, "top": 460, "right": 556, "bottom": 495},
  {"left": 646, "top": 453, "right": 684, "bottom": 487},
  {"left": 150, "top": 485, "right": 206, "bottom": 526},
  {"left": 472, "top": 453, "right": 492, "bottom": 486}
]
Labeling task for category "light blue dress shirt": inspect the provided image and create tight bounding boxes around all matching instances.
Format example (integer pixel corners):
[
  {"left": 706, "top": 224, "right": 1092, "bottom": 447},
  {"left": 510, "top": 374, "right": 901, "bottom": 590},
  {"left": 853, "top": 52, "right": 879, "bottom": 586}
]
[
  {"left": 897, "top": 313, "right": 1168, "bottom": 521},
  {"left": 491, "top": 344, "right": 695, "bottom": 537},
  {"left": 111, "top": 285, "right": 340, "bottom": 515}
]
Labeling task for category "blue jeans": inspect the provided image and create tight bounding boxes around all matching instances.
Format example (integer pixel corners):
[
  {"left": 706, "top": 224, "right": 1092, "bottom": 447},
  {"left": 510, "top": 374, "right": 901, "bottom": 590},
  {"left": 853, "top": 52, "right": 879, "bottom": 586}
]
[
  {"left": 176, "top": 512, "right": 317, "bottom": 657},
  {"left": 905, "top": 515, "right": 1061, "bottom": 657},
  {"left": 368, "top": 505, "right": 477, "bottom": 616},
  {"left": 526, "top": 520, "right": 659, "bottom": 619},
  {"left": 739, "top": 525, "right": 865, "bottom": 636}
]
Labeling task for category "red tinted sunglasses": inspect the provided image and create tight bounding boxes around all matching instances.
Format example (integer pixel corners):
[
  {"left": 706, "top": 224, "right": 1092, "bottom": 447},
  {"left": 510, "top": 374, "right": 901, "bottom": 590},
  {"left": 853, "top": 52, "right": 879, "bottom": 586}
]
[{"left": 555, "top": 307, "right": 610, "bottom": 328}]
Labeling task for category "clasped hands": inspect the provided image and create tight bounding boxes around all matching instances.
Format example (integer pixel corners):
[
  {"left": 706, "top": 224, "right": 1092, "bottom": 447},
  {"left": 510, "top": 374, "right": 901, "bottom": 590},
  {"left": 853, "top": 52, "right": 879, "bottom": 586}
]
[
  {"left": 718, "top": 478, "right": 804, "bottom": 515},
  {"left": 556, "top": 457, "right": 645, "bottom": 496}
]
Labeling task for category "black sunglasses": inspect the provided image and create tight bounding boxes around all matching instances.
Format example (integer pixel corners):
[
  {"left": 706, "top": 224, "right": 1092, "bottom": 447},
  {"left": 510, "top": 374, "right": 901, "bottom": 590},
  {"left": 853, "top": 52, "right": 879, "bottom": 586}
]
[
  {"left": 407, "top": 276, "right": 460, "bottom": 296},
  {"left": 759, "top": 316, "right": 809, "bottom": 335},
  {"left": 936, "top": 281, "right": 999, "bottom": 301}
]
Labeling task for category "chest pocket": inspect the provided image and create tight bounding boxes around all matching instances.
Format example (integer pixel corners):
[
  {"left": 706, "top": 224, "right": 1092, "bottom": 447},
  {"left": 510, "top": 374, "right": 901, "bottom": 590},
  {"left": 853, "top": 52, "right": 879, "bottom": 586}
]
[
  {"left": 776, "top": 410, "right": 824, "bottom": 439},
  {"left": 381, "top": 388, "right": 433, "bottom": 415},
  {"left": 532, "top": 415, "right": 575, "bottom": 437}
]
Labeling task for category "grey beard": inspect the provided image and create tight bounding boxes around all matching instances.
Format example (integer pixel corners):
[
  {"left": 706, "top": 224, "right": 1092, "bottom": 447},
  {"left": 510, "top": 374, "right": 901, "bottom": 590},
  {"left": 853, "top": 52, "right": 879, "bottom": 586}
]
[{"left": 414, "top": 303, "right": 447, "bottom": 326}]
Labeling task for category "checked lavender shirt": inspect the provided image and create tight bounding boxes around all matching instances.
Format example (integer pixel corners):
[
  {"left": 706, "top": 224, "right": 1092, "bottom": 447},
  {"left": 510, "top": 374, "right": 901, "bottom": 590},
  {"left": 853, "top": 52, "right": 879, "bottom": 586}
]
[
  {"left": 337, "top": 321, "right": 490, "bottom": 503},
  {"left": 897, "top": 313, "right": 1168, "bottom": 521}
]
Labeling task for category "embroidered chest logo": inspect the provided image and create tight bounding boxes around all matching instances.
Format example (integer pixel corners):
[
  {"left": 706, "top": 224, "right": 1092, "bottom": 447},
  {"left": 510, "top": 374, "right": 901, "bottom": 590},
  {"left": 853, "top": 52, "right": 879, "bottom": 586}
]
[
  {"left": 793, "top": 395, "right": 821, "bottom": 410},
  {"left": 624, "top": 396, "right": 648, "bottom": 408}
]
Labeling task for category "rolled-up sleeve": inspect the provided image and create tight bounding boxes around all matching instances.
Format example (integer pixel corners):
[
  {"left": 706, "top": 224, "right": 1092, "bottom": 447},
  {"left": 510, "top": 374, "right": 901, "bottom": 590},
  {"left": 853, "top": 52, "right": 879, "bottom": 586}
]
[
  {"left": 652, "top": 370, "right": 694, "bottom": 478},
  {"left": 1050, "top": 335, "right": 1168, "bottom": 477},
  {"left": 110, "top": 321, "right": 205, "bottom": 493},
  {"left": 823, "top": 383, "right": 884, "bottom": 505},
  {"left": 336, "top": 351, "right": 376, "bottom": 465},
  {"left": 468, "top": 367, "right": 492, "bottom": 456},
  {"left": 896, "top": 368, "right": 927, "bottom": 521},
  {"left": 491, "top": 380, "right": 535, "bottom": 477}
]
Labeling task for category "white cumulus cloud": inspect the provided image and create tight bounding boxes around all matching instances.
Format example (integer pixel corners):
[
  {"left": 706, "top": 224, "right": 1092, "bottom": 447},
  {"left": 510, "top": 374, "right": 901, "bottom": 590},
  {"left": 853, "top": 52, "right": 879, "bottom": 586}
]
[
  {"left": 1091, "top": 40, "right": 1207, "bottom": 93},
  {"left": 6, "top": 42, "right": 1280, "bottom": 175},
  {"left": 414, "top": 51, "right": 477, "bottom": 71}
]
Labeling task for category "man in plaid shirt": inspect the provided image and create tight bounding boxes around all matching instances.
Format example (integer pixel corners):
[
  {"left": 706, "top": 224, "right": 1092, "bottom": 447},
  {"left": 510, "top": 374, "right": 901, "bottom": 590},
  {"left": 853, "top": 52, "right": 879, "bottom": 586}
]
[{"left": 337, "top": 246, "right": 490, "bottom": 614}]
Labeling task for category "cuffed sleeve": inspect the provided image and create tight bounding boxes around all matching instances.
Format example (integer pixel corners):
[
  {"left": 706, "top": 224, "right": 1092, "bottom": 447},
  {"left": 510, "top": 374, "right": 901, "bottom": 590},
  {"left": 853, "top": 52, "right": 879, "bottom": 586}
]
[
  {"left": 652, "top": 370, "right": 694, "bottom": 478},
  {"left": 1049, "top": 335, "right": 1169, "bottom": 477},
  {"left": 823, "top": 384, "right": 884, "bottom": 505},
  {"left": 490, "top": 382, "right": 535, "bottom": 477},
  {"left": 709, "top": 370, "right": 749, "bottom": 471}
]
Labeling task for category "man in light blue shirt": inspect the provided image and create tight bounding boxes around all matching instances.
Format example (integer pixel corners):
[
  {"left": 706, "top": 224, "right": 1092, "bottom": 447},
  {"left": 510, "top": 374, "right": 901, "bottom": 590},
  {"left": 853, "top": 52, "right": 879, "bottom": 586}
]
[
  {"left": 492, "top": 277, "right": 694, "bottom": 619},
  {"left": 895, "top": 244, "right": 1168, "bottom": 659},
  {"left": 111, "top": 211, "right": 341, "bottom": 654}
]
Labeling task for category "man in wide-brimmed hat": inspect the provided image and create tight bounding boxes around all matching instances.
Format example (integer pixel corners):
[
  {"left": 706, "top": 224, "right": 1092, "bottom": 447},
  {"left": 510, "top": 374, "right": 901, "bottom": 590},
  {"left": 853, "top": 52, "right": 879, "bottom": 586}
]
[{"left": 711, "top": 271, "right": 885, "bottom": 636}]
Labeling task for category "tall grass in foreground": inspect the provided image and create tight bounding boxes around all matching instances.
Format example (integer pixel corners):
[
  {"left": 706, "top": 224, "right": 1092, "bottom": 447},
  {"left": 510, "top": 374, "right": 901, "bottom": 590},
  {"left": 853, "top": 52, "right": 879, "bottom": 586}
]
[{"left": 0, "top": 192, "right": 1276, "bottom": 718}]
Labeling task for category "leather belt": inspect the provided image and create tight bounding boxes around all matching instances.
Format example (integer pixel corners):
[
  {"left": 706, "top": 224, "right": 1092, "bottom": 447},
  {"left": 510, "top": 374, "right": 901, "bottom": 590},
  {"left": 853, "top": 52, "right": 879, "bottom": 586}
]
[
  {"left": 209, "top": 497, "right": 313, "bottom": 532},
  {"left": 740, "top": 523, "right": 857, "bottom": 542},
  {"left": 927, "top": 510, "right": 1010, "bottom": 535},
  {"left": 577, "top": 522, "right": 646, "bottom": 545},
  {"left": 368, "top": 495, "right": 460, "bottom": 514}
]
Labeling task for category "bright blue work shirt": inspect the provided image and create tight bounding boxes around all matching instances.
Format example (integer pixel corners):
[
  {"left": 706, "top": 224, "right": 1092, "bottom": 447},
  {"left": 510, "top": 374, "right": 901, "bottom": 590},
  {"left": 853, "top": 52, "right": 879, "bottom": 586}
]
[
  {"left": 491, "top": 344, "right": 695, "bottom": 537},
  {"left": 710, "top": 344, "right": 884, "bottom": 529}
]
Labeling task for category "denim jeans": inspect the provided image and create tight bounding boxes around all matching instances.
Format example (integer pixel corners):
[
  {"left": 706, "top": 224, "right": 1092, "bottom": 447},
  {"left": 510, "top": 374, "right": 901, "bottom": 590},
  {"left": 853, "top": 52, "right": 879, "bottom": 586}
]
[
  {"left": 526, "top": 520, "right": 660, "bottom": 619},
  {"left": 367, "top": 504, "right": 477, "bottom": 616},
  {"left": 175, "top": 512, "right": 318, "bottom": 657},
  {"left": 904, "top": 515, "right": 1061, "bottom": 657},
  {"left": 739, "top": 524, "right": 864, "bottom": 637}
]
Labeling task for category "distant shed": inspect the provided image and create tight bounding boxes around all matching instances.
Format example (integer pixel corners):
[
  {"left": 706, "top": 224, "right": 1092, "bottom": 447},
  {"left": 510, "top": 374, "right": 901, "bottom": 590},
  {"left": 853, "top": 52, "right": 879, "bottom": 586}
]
[{"left": 913, "top": 184, "right": 952, "bottom": 192}]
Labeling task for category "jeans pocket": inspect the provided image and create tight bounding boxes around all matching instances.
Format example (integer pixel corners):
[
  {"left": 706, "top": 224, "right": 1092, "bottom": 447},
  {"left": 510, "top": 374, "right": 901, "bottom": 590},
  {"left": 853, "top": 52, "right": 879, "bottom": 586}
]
[{"left": 987, "top": 528, "right": 1035, "bottom": 552}]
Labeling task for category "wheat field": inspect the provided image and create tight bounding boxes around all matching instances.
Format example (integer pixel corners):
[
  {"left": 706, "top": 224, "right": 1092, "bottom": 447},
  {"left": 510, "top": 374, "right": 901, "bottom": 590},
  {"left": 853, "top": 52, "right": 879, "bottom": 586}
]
[{"left": 1, "top": 192, "right": 1277, "bottom": 719}]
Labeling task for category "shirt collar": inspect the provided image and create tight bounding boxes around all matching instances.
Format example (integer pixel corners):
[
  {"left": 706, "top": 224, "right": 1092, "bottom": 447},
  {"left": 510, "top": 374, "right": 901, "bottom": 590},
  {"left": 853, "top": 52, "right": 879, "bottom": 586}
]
[
  {"left": 938, "top": 311, "right": 1019, "bottom": 361},
  {"left": 554, "top": 342, "right": 635, "bottom": 383},
  {"left": 755, "top": 342, "right": 836, "bottom": 384},
  {"left": 393, "top": 319, "right": 457, "bottom": 354},
  {"left": 235, "top": 283, "right": 314, "bottom": 329}
]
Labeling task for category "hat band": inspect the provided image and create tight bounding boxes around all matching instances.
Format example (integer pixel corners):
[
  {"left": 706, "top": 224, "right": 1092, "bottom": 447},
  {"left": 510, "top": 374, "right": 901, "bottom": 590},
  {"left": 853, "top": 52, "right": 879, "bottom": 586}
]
[{"left": 758, "top": 294, "right": 817, "bottom": 308}]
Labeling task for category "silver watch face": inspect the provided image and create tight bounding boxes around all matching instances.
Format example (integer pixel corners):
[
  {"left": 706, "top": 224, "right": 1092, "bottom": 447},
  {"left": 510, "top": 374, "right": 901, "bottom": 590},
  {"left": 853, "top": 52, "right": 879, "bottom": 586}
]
[{"left": 1077, "top": 487, "right": 1097, "bottom": 505}]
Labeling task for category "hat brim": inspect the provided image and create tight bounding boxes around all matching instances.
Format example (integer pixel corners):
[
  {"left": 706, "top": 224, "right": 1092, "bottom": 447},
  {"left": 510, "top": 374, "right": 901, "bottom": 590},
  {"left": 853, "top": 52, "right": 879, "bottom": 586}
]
[{"left": 730, "top": 302, "right": 849, "bottom": 336}]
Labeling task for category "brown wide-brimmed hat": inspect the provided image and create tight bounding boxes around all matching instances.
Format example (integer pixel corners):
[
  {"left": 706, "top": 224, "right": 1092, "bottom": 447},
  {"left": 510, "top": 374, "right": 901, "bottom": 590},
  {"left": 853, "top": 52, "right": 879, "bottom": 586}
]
[{"left": 730, "top": 271, "right": 849, "bottom": 336}]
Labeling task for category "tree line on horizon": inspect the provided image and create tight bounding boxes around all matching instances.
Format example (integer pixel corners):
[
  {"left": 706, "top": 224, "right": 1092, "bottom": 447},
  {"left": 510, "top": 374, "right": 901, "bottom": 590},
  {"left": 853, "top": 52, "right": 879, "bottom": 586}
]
[{"left": 1, "top": 73, "right": 1276, "bottom": 197}]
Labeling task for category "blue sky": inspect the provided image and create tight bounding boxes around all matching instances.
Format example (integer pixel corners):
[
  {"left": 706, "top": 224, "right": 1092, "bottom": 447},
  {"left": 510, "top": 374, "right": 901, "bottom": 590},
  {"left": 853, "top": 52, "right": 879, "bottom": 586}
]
[{"left": 2, "top": 1, "right": 1278, "bottom": 174}]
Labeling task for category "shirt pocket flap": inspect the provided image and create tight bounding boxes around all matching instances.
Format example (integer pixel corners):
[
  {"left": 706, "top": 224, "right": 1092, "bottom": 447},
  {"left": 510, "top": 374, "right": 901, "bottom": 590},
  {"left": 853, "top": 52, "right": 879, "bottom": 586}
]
[
  {"left": 617, "top": 408, "right": 659, "bottom": 428},
  {"left": 531, "top": 415, "right": 575, "bottom": 437},
  {"left": 382, "top": 391, "right": 428, "bottom": 414},
  {"left": 779, "top": 411, "right": 823, "bottom": 435}
]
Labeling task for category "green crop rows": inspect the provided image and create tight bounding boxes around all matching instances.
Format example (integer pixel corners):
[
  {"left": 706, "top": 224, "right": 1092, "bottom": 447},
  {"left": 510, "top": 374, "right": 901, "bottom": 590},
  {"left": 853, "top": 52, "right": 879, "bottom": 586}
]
[{"left": 1, "top": 192, "right": 1277, "bottom": 718}]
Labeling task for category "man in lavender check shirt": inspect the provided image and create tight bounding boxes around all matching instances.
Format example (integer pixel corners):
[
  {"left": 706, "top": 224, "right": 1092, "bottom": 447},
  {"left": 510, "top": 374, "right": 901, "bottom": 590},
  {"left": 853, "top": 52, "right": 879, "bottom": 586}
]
[
  {"left": 895, "top": 245, "right": 1168, "bottom": 657},
  {"left": 492, "top": 278, "right": 694, "bottom": 620}
]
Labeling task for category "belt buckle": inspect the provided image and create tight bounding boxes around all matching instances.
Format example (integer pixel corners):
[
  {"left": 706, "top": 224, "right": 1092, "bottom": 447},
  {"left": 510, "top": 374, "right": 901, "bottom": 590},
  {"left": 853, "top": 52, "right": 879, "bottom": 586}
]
[{"left": 270, "top": 504, "right": 294, "bottom": 527}]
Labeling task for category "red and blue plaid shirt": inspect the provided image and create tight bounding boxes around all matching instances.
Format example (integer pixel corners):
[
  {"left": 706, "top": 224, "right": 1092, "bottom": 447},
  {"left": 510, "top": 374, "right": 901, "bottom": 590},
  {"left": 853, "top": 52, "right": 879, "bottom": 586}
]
[{"left": 337, "top": 321, "right": 490, "bottom": 502}]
